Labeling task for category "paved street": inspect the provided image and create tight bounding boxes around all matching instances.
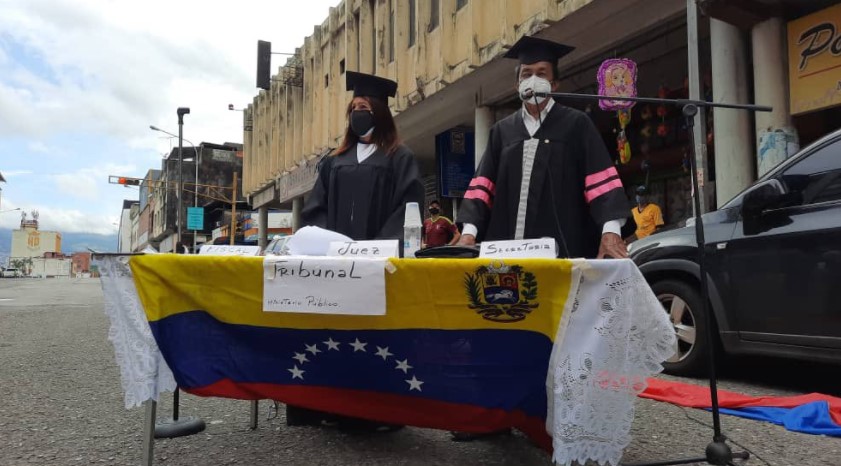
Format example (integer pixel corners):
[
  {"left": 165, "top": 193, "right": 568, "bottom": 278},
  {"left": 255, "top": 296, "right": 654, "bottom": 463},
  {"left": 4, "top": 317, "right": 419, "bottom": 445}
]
[{"left": 1, "top": 278, "right": 840, "bottom": 466}]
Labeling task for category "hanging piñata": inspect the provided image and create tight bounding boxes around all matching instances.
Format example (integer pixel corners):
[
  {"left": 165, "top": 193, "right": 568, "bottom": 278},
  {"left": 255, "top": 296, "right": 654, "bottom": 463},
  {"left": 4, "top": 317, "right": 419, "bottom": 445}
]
[{"left": 597, "top": 58, "right": 638, "bottom": 164}]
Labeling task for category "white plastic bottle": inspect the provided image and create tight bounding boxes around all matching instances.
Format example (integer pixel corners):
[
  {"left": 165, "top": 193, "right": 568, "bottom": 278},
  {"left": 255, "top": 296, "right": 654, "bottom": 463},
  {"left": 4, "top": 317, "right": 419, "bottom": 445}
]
[{"left": 403, "top": 202, "right": 423, "bottom": 258}]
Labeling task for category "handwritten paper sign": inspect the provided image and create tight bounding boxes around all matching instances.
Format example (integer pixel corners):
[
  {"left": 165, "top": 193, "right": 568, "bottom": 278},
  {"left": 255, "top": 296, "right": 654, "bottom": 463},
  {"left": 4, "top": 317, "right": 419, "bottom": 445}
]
[
  {"left": 199, "top": 245, "right": 261, "bottom": 256},
  {"left": 480, "top": 238, "right": 557, "bottom": 259},
  {"left": 327, "top": 240, "right": 399, "bottom": 258},
  {"left": 263, "top": 256, "right": 386, "bottom": 315}
]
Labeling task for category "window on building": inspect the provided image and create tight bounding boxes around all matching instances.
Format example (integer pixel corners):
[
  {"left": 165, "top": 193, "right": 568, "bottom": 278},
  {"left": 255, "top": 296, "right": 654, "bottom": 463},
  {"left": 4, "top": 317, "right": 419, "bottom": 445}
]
[
  {"left": 340, "top": 59, "right": 346, "bottom": 74},
  {"left": 325, "top": 74, "right": 329, "bottom": 88},
  {"left": 429, "top": 0, "right": 439, "bottom": 31},
  {"left": 457, "top": 0, "right": 468, "bottom": 10},
  {"left": 408, "top": 0, "right": 416, "bottom": 48}
]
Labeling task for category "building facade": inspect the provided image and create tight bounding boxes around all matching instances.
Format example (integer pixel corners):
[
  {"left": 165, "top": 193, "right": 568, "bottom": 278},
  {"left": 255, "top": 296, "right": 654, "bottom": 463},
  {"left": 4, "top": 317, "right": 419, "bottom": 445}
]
[{"left": 241, "top": 0, "right": 839, "bottom": 237}]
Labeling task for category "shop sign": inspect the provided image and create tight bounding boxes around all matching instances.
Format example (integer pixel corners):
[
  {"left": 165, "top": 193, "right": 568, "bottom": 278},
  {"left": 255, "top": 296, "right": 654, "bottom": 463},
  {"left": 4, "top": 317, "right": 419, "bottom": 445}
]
[{"left": 788, "top": 3, "right": 841, "bottom": 115}]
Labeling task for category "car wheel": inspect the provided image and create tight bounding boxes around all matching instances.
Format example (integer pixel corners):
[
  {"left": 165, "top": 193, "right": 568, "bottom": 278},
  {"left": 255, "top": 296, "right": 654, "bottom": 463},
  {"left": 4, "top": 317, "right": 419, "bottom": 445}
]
[{"left": 651, "top": 279, "right": 710, "bottom": 376}]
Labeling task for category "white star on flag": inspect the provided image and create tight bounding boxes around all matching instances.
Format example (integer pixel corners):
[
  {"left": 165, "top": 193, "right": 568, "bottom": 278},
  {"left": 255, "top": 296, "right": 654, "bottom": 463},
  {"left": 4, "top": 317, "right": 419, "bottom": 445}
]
[
  {"left": 293, "top": 352, "right": 309, "bottom": 364},
  {"left": 405, "top": 375, "right": 424, "bottom": 391},
  {"left": 323, "top": 338, "right": 341, "bottom": 351},
  {"left": 375, "top": 346, "right": 393, "bottom": 360},
  {"left": 305, "top": 343, "right": 322, "bottom": 355},
  {"left": 288, "top": 365, "right": 305, "bottom": 380},
  {"left": 395, "top": 359, "right": 413, "bottom": 374},
  {"left": 349, "top": 338, "right": 368, "bottom": 352}
]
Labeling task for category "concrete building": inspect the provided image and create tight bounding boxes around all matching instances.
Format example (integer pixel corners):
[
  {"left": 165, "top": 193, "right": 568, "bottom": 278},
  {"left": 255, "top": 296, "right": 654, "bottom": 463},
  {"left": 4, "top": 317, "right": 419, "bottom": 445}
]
[
  {"left": 117, "top": 200, "right": 138, "bottom": 253},
  {"left": 242, "top": 0, "right": 841, "bottom": 241},
  {"left": 11, "top": 212, "right": 61, "bottom": 261}
]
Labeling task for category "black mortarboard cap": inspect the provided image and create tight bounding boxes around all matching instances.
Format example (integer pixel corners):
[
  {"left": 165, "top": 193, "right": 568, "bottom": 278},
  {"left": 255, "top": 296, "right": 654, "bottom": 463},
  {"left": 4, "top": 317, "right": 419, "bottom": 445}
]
[
  {"left": 504, "top": 35, "right": 574, "bottom": 65},
  {"left": 346, "top": 71, "right": 398, "bottom": 100}
]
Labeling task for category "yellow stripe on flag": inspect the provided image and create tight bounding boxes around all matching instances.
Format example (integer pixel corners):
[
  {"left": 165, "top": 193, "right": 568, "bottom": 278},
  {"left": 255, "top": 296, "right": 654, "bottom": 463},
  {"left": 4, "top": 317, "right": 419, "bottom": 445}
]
[{"left": 130, "top": 255, "right": 574, "bottom": 340}]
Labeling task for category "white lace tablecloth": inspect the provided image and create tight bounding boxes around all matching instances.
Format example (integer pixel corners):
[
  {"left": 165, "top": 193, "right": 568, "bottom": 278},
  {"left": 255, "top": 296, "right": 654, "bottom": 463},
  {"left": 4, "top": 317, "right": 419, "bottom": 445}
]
[{"left": 97, "top": 256, "right": 674, "bottom": 466}]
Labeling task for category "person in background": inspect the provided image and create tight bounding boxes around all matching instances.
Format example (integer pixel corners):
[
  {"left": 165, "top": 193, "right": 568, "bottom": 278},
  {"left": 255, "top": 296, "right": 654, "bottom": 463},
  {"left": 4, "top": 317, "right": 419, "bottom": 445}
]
[
  {"left": 422, "top": 200, "right": 460, "bottom": 248},
  {"left": 628, "top": 185, "right": 664, "bottom": 241}
]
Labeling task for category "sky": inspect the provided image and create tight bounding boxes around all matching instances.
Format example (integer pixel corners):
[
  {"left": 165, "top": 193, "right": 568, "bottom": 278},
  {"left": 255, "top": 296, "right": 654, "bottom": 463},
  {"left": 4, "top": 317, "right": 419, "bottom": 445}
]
[{"left": 0, "top": 0, "right": 339, "bottom": 234}]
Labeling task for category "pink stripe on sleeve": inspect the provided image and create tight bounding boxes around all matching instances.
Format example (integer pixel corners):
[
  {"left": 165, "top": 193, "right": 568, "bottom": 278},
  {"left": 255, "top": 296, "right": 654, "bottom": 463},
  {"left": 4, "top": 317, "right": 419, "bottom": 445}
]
[
  {"left": 585, "top": 179, "right": 624, "bottom": 203},
  {"left": 468, "top": 176, "right": 496, "bottom": 194},
  {"left": 585, "top": 167, "right": 619, "bottom": 188},
  {"left": 464, "top": 189, "right": 493, "bottom": 208}
]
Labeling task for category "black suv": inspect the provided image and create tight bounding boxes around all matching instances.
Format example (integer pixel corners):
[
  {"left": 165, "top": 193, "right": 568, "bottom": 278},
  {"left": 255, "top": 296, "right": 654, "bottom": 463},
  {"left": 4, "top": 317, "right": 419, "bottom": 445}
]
[{"left": 629, "top": 129, "right": 841, "bottom": 375}]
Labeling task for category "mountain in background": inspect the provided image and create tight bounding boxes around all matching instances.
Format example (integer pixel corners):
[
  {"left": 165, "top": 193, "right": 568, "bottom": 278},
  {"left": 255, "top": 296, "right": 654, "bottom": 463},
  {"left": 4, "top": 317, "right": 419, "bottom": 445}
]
[{"left": 0, "top": 228, "right": 118, "bottom": 264}]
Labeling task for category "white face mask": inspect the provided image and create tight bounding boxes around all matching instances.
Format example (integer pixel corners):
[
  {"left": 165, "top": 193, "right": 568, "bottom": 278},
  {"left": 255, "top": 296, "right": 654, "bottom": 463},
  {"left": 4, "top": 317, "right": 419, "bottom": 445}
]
[{"left": 518, "top": 75, "right": 552, "bottom": 105}]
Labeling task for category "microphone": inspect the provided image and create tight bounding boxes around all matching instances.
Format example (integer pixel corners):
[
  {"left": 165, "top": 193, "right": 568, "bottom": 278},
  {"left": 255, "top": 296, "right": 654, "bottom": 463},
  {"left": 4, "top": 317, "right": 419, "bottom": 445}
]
[{"left": 520, "top": 88, "right": 534, "bottom": 101}]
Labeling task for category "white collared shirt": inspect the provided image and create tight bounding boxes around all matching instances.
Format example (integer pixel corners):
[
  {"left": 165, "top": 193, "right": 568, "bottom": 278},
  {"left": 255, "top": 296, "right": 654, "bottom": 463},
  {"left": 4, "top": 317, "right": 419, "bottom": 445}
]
[{"left": 356, "top": 142, "right": 377, "bottom": 163}]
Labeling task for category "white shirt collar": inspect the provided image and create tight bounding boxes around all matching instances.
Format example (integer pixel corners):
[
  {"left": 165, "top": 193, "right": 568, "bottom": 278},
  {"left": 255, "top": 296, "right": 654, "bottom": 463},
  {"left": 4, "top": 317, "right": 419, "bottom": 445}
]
[
  {"left": 521, "top": 98, "right": 555, "bottom": 137},
  {"left": 356, "top": 142, "right": 377, "bottom": 163}
]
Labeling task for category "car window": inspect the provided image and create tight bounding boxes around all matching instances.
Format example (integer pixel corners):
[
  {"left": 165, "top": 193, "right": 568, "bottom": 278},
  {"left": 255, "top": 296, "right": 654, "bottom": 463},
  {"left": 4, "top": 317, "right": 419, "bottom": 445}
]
[{"left": 780, "top": 139, "right": 841, "bottom": 206}]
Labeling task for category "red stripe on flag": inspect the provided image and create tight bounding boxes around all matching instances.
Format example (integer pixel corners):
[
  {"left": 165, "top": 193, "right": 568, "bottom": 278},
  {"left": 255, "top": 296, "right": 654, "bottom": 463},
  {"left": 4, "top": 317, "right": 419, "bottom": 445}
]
[
  {"left": 464, "top": 189, "right": 493, "bottom": 208},
  {"left": 469, "top": 176, "right": 496, "bottom": 194},
  {"left": 585, "top": 167, "right": 619, "bottom": 188},
  {"left": 186, "top": 379, "right": 550, "bottom": 450},
  {"left": 584, "top": 178, "right": 623, "bottom": 203}
]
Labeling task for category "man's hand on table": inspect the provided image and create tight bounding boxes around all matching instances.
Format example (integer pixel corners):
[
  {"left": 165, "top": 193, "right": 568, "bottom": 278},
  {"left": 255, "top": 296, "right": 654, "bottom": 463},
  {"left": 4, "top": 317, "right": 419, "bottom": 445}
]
[
  {"left": 597, "top": 232, "right": 628, "bottom": 259},
  {"left": 458, "top": 234, "right": 476, "bottom": 246}
]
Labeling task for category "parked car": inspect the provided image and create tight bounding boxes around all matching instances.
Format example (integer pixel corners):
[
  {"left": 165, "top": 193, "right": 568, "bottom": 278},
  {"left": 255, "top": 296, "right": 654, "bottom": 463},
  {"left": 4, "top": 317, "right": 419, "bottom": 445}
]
[
  {"left": 629, "top": 128, "right": 841, "bottom": 375},
  {"left": 1, "top": 267, "right": 20, "bottom": 278}
]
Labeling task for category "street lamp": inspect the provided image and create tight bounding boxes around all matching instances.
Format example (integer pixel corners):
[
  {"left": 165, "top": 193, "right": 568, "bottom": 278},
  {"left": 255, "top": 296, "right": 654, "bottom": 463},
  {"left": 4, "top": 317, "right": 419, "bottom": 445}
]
[{"left": 150, "top": 124, "right": 200, "bottom": 253}]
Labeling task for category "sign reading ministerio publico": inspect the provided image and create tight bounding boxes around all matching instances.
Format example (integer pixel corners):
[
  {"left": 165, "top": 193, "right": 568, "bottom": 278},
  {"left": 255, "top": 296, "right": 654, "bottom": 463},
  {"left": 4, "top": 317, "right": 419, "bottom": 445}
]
[{"left": 788, "top": 3, "right": 841, "bottom": 115}]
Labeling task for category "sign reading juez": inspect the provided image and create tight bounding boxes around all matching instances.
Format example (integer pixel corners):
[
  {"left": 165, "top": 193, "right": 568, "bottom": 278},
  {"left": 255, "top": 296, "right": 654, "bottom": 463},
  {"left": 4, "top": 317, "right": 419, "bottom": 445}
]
[
  {"left": 263, "top": 256, "right": 386, "bottom": 315},
  {"left": 480, "top": 238, "right": 557, "bottom": 259},
  {"left": 327, "top": 240, "right": 399, "bottom": 258}
]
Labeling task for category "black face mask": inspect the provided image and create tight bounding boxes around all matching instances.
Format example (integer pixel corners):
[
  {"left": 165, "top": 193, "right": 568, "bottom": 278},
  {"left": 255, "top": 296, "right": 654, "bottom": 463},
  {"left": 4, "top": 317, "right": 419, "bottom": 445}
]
[
  {"left": 429, "top": 208, "right": 440, "bottom": 216},
  {"left": 350, "top": 110, "right": 375, "bottom": 137}
]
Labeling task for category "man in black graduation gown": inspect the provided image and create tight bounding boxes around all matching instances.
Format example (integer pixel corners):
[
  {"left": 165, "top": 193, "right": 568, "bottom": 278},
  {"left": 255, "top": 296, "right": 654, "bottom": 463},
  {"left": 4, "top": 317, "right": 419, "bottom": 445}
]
[{"left": 458, "top": 36, "right": 632, "bottom": 259}]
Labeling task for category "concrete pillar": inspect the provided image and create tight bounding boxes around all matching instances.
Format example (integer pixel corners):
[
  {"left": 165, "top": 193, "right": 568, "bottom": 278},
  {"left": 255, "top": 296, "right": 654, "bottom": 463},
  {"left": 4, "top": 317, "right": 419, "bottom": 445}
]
[
  {"left": 292, "top": 197, "right": 303, "bottom": 232},
  {"left": 711, "top": 19, "right": 754, "bottom": 208},
  {"left": 752, "top": 17, "right": 799, "bottom": 177},
  {"left": 474, "top": 106, "right": 494, "bottom": 170},
  {"left": 257, "top": 205, "right": 268, "bottom": 250}
]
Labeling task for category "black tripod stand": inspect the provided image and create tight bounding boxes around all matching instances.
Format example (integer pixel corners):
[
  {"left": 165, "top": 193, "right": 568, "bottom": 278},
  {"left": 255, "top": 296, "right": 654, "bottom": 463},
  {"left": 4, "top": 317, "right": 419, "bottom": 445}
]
[{"left": 533, "top": 90, "right": 771, "bottom": 466}]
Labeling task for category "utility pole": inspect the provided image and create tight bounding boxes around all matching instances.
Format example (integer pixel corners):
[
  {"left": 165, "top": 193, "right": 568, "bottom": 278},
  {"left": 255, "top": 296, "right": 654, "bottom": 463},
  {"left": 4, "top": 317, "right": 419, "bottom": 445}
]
[
  {"left": 230, "top": 172, "right": 238, "bottom": 245},
  {"left": 176, "top": 107, "right": 190, "bottom": 250}
]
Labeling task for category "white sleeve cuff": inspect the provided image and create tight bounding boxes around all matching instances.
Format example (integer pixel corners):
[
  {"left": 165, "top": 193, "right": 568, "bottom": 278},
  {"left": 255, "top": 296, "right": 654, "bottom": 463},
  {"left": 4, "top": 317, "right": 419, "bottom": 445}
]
[
  {"left": 462, "top": 223, "right": 478, "bottom": 238},
  {"left": 602, "top": 218, "right": 625, "bottom": 236}
]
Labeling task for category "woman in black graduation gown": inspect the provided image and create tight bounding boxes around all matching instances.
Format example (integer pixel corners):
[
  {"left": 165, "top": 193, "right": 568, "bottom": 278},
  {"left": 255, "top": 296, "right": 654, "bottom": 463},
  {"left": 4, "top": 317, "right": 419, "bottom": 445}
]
[
  {"left": 301, "top": 71, "right": 425, "bottom": 242},
  {"left": 287, "top": 71, "right": 424, "bottom": 432}
]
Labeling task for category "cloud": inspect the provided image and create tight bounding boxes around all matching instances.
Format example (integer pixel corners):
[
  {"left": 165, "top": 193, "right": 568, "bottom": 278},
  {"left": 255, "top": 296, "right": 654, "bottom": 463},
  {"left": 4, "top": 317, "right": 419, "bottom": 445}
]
[
  {"left": 27, "top": 141, "right": 49, "bottom": 153},
  {"left": 0, "top": 199, "right": 118, "bottom": 235},
  {"left": 50, "top": 163, "right": 136, "bottom": 201},
  {"left": 0, "top": 0, "right": 339, "bottom": 235},
  {"left": 1, "top": 170, "right": 34, "bottom": 178}
]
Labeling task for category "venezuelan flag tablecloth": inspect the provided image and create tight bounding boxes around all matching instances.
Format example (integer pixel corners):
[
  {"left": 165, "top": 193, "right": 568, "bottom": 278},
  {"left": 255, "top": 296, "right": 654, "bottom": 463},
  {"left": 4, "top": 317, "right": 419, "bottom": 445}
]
[{"left": 98, "top": 255, "right": 675, "bottom": 466}]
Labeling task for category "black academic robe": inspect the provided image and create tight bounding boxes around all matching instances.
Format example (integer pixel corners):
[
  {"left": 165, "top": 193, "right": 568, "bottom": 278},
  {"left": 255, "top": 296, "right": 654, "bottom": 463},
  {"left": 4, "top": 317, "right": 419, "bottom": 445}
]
[
  {"left": 302, "top": 143, "right": 425, "bottom": 242},
  {"left": 458, "top": 102, "right": 633, "bottom": 258}
]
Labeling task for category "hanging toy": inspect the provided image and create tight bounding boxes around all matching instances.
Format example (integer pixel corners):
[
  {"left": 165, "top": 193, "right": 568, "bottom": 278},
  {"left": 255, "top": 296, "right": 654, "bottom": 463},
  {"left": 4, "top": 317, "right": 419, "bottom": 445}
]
[
  {"left": 616, "top": 108, "right": 632, "bottom": 164},
  {"left": 597, "top": 58, "right": 638, "bottom": 164}
]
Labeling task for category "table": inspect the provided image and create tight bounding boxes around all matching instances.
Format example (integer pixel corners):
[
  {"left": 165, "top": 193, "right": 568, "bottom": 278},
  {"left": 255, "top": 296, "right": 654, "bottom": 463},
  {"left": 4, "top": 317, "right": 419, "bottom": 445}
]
[{"left": 97, "top": 255, "right": 675, "bottom": 466}]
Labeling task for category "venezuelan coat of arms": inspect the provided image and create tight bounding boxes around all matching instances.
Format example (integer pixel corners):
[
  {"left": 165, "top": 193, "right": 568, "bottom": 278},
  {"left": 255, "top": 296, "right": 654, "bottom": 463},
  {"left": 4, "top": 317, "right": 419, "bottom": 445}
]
[{"left": 464, "top": 261, "right": 538, "bottom": 322}]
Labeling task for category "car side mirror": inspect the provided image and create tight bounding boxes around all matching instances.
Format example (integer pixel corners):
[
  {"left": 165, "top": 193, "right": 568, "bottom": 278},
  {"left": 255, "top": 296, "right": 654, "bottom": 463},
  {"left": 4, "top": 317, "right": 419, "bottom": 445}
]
[{"left": 741, "top": 179, "right": 786, "bottom": 218}]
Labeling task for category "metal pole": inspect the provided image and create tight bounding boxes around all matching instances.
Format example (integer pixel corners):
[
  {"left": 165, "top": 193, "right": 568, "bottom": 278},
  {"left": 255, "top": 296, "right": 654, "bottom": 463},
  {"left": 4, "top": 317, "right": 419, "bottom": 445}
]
[
  {"left": 177, "top": 121, "right": 183, "bottom": 249},
  {"left": 142, "top": 400, "right": 156, "bottom": 466},
  {"left": 686, "top": 0, "right": 709, "bottom": 214},
  {"left": 230, "top": 172, "right": 238, "bottom": 245},
  {"left": 193, "top": 147, "right": 200, "bottom": 253}
]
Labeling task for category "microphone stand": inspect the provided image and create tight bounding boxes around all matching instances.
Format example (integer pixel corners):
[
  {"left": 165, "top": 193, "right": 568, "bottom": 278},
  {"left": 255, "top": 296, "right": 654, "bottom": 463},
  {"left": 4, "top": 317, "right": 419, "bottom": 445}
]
[{"left": 535, "top": 90, "right": 771, "bottom": 466}]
